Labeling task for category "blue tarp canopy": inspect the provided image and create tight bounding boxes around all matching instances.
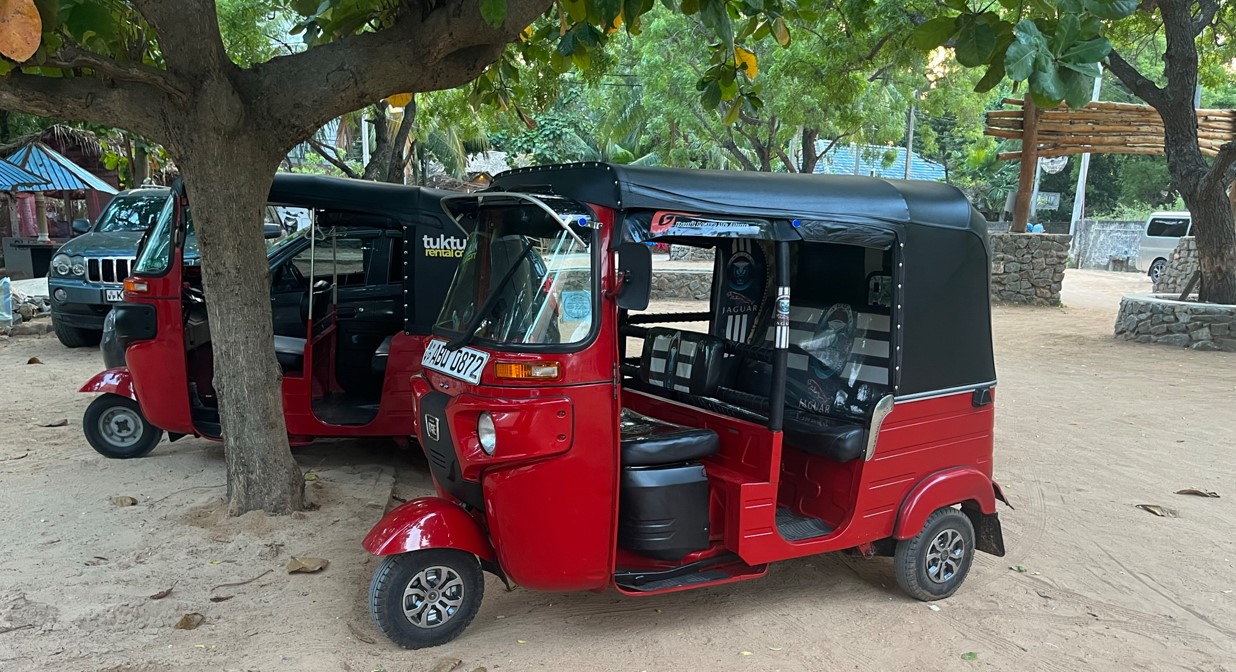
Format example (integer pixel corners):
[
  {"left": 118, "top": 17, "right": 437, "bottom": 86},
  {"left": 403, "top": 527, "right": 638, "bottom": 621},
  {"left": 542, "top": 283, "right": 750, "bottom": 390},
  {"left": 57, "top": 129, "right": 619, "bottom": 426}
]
[
  {"left": 0, "top": 156, "right": 48, "bottom": 191},
  {"left": 4, "top": 142, "right": 117, "bottom": 194}
]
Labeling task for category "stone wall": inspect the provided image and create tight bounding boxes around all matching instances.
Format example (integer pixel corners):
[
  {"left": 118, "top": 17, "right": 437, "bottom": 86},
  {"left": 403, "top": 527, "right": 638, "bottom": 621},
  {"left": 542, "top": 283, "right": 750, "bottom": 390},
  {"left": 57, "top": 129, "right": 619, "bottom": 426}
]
[
  {"left": 1072, "top": 219, "right": 1144, "bottom": 270},
  {"left": 651, "top": 270, "right": 712, "bottom": 301},
  {"left": 1153, "top": 236, "right": 1199, "bottom": 294},
  {"left": 667, "top": 245, "right": 716, "bottom": 263},
  {"left": 990, "top": 233, "right": 1071, "bottom": 305},
  {"left": 1114, "top": 292, "right": 1236, "bottom": 351}
]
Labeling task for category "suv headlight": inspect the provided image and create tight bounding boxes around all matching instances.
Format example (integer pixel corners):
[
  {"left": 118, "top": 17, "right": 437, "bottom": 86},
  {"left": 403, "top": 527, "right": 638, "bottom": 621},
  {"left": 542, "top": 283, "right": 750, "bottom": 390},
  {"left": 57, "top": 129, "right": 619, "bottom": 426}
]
[
  {"left": 70, "top": 256, "right": 86, "bottom": 276},
  {"left": 477, "top": 412, "right": 497, "bottom": 455},
  {"left": 52, "top": 254, "right": 72, "bottom": 276}
]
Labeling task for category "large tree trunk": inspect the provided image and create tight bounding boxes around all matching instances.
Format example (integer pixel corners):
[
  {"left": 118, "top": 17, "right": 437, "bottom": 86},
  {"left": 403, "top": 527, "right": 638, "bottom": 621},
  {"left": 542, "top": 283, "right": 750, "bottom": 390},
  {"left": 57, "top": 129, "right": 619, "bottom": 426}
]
[
  {"left": 176, "top": 130, "right": 304, "bottom": 516},
  {"left": 1178, "top": 179, "right": 1236, "bottom": 303}
]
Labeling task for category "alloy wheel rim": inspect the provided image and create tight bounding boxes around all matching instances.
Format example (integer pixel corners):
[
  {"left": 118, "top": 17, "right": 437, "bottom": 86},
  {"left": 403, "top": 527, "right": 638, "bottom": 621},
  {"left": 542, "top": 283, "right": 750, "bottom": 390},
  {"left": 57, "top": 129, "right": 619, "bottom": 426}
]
[
  {"left": 924, "top": 528, "right": 965, "bottom": 584},
  {"left": 98, "top": 407, "right": 143, "bottom": 448},
  {"left": 401, "top": 565, "right": 465, "bottom": 629}
]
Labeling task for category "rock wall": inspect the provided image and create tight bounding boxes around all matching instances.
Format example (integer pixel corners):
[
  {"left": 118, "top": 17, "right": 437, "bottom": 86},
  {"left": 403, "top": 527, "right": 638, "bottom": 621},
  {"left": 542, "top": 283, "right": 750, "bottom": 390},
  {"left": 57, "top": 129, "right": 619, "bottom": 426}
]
[
  {"left": 668, "top": 245, "right": 716, "bottom": 263},
  {"left": 1071, "top": 219, "right": 1144, "bottom": 270},
  {"left": 1153, "top": 236, "right": 1199, "bottom": 294},
  {"left": 651, "top": 270, "right": 712, "bottom": 301},
  {"left": 1114, "top": 292, "right": 1236, "bottom": 351},
  {"left": 990, "top": 233, "right": 1071, "bottom": 305}
]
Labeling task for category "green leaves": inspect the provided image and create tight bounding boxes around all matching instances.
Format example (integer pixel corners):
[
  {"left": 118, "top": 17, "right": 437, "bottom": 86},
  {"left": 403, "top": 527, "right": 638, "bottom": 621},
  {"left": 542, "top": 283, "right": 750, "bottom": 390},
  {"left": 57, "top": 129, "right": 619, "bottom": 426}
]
[
  {"left": 1004, "top": 19, "right": 1044, "bottom": 81},
  {"left": 1082, "top": 0, "right": 1136, "bottom": 20},
  {"left": 479, "top": 0, "right": 506, "bottom": 28},
  {"left": 911, "top": 16, "right": 956, "bottom": 50}
]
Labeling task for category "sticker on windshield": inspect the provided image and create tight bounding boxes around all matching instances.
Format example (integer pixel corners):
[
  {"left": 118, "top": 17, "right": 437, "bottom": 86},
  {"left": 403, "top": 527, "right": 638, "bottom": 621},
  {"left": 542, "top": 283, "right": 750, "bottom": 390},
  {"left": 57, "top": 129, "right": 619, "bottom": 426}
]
[
  {"left": 422, "top": 339, "right": 490, "bottom": 384},
  {"left": 648, "top": 211, "right": 766, "bottom": 237},
  {"left": 561, "top": 291, "right": 591, "bottom": 321}
]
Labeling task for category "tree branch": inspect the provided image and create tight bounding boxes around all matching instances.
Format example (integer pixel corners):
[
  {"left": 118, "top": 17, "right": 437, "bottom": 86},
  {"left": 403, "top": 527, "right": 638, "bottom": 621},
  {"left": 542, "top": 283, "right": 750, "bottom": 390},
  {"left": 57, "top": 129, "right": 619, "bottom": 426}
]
[
  {"left": 129, "top": 0, "right": 230, "bottom": 74},
  {"left": 306, "top": 138, "right": 360, "bottom": 179},
  {"left": 1105, "top": 49, "right": 1167, "bottom": 109},
  {"left": 0, "top": 72, "right": 169, "bottom": 144},
  {"left": 1204, "top": 141, "right": 1236, "bottom": 194},
  {"left": 42, "top": 44, "right": 188, "bottom": 101},
  {"left": 250, "top": 0, "right": 553, "bottom": 150},
  {"left": 1194, "top": 0, "right": 1220, "bottom": 35}
]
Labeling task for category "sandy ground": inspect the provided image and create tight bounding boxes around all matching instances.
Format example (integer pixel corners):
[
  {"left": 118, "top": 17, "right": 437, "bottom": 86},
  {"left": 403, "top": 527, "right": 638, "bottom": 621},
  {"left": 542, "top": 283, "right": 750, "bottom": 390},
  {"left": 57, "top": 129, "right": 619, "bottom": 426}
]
[{"left": 3, "top": 269, "right": 1236, "bottom": 672}]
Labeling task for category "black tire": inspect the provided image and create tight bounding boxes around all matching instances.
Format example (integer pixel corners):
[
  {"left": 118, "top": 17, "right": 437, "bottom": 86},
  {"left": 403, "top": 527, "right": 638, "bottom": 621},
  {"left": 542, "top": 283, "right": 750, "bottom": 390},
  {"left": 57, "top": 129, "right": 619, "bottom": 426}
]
[
  {"left": 369, "top": 549, "right": 484, "bottom": 649},
  {"left": 54, "top": 319, "right": 103, "bottom": 348},
  {"left": 894, "top": 507, "right": 976, "bottom": 601},
  {"left": 82, "top": 394, "right": 163, "bottom": 459},
  {"left": 1149, "top": 258, "right": 1167, "bottom": 282}
]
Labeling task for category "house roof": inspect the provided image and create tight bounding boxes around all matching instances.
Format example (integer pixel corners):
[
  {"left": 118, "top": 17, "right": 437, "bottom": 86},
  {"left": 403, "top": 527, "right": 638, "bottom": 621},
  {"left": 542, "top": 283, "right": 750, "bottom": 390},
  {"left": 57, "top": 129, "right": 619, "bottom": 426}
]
[
  {"left": 0, "top": 156, "right": 48, "bottom": 191},
  {"left": 4, "top": 142, "right": 118, "bottom": 194},
  {"left": 814, "top": 144, "right": 947, "bottom": 182}
]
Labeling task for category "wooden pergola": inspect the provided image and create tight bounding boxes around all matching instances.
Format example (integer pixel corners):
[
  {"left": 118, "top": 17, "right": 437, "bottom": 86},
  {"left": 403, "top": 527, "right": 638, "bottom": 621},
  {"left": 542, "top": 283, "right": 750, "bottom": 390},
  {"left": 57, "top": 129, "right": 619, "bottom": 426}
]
[{"left": 984, "top": 97, "right": 1236, "bottom": 232}]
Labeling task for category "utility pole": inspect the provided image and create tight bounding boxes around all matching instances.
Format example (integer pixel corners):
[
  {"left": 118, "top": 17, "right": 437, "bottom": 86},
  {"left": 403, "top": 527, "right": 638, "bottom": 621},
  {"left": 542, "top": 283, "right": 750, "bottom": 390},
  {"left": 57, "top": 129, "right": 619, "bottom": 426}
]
[
  {"left": 1069, "top": 70, "right": 1105, "bottom": 240},
  {"left": 904, "top": 102, "right": 916, "bottom": 180}
]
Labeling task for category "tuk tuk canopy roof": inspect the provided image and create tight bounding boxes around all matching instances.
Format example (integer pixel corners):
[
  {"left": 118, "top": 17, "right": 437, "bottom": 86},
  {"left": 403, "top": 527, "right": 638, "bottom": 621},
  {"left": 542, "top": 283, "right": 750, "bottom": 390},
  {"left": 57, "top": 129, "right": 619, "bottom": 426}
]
[
  {"left": 490, "top": 162, "right": 985, "bottom": 246},
  {"left": 268, "top": 173, "right": 454, "bottom": 226}
]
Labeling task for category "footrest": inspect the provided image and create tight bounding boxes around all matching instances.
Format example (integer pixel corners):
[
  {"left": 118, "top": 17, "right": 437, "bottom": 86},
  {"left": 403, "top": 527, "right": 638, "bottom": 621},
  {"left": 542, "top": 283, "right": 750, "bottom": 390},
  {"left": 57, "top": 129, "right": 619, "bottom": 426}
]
[{"left": 776, "top": 507, "right": 834, "bottom": 541}]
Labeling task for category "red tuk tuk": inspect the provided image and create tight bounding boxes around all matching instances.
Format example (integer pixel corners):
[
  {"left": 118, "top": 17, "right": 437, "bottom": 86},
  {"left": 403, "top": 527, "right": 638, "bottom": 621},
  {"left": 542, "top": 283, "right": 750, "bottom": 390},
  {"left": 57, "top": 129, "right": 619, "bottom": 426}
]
[
  {"left": 79, "top": 174, "right": 467, "bottom": 457},
  {"left": 361, "top": 163, "right": 1009, "bottom": 648}
]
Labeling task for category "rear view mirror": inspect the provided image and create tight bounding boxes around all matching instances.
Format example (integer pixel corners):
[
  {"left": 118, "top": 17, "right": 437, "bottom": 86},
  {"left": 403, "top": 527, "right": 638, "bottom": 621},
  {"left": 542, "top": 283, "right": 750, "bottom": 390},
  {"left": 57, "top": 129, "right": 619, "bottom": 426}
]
[
  {"left": 263, "top": 223, "right": 283, "bottom": 240},
  {"left": 616, "top": 242, "right": 652, "bottom": 311},
  {"left": 72, "top": 219, "right": 91, "bottom": 235}
]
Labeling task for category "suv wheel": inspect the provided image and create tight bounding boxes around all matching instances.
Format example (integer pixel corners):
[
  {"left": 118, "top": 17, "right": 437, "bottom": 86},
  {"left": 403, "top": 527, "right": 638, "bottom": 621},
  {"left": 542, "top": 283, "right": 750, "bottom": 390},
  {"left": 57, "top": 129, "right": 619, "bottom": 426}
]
[
  {"left": 1149, "top": 258, "right": 1167, "bottom": 283},
  {"left": 54, "top": 320, "right": 103, "bottom": 348}
]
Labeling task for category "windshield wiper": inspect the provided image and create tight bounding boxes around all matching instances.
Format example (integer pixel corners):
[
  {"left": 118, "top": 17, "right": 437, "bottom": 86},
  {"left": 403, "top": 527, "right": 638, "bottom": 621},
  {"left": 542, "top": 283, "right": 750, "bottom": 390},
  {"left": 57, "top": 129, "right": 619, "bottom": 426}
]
[{"left": 445, "top": 240, "right": 537, "bottom": 351}]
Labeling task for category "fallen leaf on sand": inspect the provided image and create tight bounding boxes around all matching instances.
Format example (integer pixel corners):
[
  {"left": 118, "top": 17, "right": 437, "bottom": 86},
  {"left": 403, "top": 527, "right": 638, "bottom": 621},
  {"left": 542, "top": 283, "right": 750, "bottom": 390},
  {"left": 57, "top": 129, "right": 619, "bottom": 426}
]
[
  {"left": 2, "top": 451, "right": 28, "bottom": 461},
  {"left": 346, "top": 621, "right": 375, "bottom": 644},
  {"left": 26, "top": 356, "right": 42, "bottom": 365},
  {"left": 739, "top": 651, "right": 752, "bottom": 656},
  {"left": 516, "top": 639, "right": 527, "bottom": 644},
  {"left": 768, "top": 646, "right": 783, "bottom": 651},
  {"left": 961, "top": 651, "right": 978, "bottom": 661},
  {"left": 303, "top": 470, "right": 319, "bottom": 481},
  {"left": 111, "top": 496, "right": 138, "bottom": 506},
  {"left": 1175, "top": 488, "right": 1220, "bottom": 498},
  {"left": 149, "top": 585, "right": 175, "bottom": 600},
  {"left": 174, "top": 613, "right": 205, "bottom": 630},
  {"left": 287, "top": 557, "right": 328, "bottom": 573},
  {"left": 429, "top": 658, "right": 463, "bottom": 672},
  {"left": 38, "top": 418, "right": 67, "bottom": 427},
  {"left": 209, "top": 595, "right": 232, "bottom": 603},
  {"left": 1010, "top": 565, "right": 1027, "bottom": 573},
  {"left": 84, "top": 556, "right": 108, "bottom": 566},
  {"left": 1135, "top": 504, "right": 1178, "bottom": 518}
]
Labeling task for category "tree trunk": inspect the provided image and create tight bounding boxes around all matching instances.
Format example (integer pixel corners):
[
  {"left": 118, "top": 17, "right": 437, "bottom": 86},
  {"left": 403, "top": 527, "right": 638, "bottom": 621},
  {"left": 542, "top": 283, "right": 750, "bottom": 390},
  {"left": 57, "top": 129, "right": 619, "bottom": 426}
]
[
  {"left": 800, "top": 128, "right": 821, "bottom": 174},
  {"left": 176, "top": 131, "right": 304, "bottom": 516},
  {"left": 1178, "top": 181, "right": 1236, "bottom": 303}
]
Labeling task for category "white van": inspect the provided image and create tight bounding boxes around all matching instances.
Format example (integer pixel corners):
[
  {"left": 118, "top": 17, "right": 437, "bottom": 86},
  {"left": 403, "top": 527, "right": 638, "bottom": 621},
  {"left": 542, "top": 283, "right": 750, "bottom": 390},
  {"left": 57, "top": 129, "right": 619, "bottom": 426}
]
[{"left": 1137, "top": 211, "right": 1191, "bottom": 282}]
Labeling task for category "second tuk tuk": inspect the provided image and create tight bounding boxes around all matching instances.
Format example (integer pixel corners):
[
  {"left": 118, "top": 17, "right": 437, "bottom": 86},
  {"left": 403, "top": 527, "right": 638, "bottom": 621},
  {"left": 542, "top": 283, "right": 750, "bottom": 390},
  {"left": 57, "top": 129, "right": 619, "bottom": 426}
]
[
  {"left": 80, "top": 174, "right": 467, "bottom": 457},
  {"left": 361, "top": 163, "right": 1010, "bottom": 648}
]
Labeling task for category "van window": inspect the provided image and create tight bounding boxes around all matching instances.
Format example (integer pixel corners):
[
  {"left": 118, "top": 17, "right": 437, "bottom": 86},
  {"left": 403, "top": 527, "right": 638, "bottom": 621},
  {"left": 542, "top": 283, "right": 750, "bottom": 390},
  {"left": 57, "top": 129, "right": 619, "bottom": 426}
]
[{"left": 1147, "top": 217, "right": 1190, "bottom": 237}]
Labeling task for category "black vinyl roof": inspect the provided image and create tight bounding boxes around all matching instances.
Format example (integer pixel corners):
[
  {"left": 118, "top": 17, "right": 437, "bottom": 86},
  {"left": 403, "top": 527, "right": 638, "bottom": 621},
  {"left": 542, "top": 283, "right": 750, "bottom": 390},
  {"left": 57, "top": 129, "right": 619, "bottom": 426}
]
[
  {"left": 491, "top": 162, "right": 983, "bottom": 237},
  {"left": 267, "top": 173, "right": 454, "bottom": 223}
]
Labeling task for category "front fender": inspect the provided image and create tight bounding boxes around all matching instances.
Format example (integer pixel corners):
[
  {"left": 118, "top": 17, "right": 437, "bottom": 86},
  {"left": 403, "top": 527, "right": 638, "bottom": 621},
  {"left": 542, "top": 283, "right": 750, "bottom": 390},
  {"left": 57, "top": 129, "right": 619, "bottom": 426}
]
[
  {"left": 893, "top": 467, "right": 998, "bottom": 540},
  {"left": 79, "top": 368, "right": 136, "bottom": 400},
  {"left": 363, "top": 497, "right": 496, "bottom": 563}
]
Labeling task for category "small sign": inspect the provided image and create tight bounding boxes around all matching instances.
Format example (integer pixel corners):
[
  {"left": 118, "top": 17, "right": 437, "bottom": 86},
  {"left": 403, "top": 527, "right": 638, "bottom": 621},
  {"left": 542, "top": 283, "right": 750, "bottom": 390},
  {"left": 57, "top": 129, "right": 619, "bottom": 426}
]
[{"left": 561, "top": 291, "right": 591, "bottom": 321}]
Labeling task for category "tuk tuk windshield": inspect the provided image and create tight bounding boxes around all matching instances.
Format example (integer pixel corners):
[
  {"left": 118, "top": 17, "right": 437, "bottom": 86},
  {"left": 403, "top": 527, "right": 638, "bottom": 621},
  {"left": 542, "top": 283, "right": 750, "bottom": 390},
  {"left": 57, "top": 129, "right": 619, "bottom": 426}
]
[{"left": 435, "top": 202, "right": 595, "bottom": 347}]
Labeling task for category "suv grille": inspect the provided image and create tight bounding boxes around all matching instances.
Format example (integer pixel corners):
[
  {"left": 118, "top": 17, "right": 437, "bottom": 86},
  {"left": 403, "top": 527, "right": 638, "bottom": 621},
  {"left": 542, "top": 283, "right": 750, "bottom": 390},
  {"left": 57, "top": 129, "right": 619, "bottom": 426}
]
[{"left": 87, "top": 257, "right": 135, "bottom": 284}]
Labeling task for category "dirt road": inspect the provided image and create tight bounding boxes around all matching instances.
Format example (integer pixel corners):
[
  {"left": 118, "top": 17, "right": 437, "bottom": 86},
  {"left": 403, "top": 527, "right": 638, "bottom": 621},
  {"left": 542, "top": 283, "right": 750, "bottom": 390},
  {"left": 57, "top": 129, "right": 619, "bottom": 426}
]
[{"left": 2, "top": 269, "right": 1234, "bottom": 672}]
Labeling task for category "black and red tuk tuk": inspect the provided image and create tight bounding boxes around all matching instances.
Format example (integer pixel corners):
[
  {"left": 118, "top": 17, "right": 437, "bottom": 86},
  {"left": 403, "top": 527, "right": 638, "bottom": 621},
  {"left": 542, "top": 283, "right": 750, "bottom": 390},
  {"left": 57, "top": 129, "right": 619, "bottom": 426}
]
[
  {"left": 361, "top": 163, "right": 1009, "bottom": 648},
  {"left": 79, "top": 174, "right": 466, "bottom": 457}
]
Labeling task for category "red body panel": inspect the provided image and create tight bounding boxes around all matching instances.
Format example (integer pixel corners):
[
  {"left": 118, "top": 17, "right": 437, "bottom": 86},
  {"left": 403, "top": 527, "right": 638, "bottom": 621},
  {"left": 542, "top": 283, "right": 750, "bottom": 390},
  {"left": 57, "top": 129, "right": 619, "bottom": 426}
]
[
  {"left": 892, "top": 467, "right": 998, "bottom": 539},
  {"left": 364, "top": 497, "right": 495, "bottom": 561},
  {"left": 79, "top": 368, "right": 137, "bottom": 399}
]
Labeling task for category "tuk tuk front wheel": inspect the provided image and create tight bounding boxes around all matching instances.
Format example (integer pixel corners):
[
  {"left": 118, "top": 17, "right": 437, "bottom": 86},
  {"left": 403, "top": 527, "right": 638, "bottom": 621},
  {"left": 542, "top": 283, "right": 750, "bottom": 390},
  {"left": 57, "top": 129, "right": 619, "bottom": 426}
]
[
  {"left": 894, "top": 507, "right": 975, "bottom": 601},
  {"left": 83, "top": 394, "right": 163, "bottom": 459},
  {"left": 369, "top": 549, "right": 484, "bottom": 649}
]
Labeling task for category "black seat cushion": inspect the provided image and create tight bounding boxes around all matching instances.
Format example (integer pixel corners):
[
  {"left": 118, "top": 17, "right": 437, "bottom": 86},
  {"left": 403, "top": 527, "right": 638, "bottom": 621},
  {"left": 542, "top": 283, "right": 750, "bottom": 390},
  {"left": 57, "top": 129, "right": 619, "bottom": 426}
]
[
  {"left": 371, "top": 334, "right": 394, "bottom": 374},
  {"left": 619, "top": 409, "right": 719, "bottom": 467},
  {"left": 273, "top": 334, "right": 306, "bottom": 371},
  {"left": 639, "top": 328, "right": 725, "bottom": 397},
  {"left": 782, "top": 410, "right": 866, "bottom": 462}
]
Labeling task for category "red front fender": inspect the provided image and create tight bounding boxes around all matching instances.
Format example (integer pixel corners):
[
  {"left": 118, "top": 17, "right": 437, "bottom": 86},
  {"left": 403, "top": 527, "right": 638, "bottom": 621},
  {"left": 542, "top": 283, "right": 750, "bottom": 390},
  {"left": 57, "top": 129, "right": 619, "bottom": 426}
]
[
  {"left": 363, "top": 497, "right": 496, "bottom": 563},
  {"left": 80, "top": 368, "right": 136, "bottom": 400},
  {"left": 893, "top": 467, "right": 999, "bottom": 540}
]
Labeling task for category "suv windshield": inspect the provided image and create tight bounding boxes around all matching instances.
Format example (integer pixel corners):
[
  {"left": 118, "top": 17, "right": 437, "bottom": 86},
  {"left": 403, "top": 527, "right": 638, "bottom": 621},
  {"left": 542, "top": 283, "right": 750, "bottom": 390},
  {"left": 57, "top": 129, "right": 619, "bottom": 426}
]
[
  {"left": 95, "top": 191, "right": 170, "bottom": 233},
  {"left": 436, "top": 201, "right": 595, "bottom": 347}
]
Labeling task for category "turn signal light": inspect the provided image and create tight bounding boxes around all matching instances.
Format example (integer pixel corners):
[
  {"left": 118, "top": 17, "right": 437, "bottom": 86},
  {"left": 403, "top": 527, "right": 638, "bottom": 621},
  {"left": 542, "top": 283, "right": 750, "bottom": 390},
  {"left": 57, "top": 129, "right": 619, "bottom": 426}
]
[
  {"left": 494, "top": 361, "right": 560, "bottom": 380},
  {"left": 123, "top": 278, "right": 149, "bottom": 294}
]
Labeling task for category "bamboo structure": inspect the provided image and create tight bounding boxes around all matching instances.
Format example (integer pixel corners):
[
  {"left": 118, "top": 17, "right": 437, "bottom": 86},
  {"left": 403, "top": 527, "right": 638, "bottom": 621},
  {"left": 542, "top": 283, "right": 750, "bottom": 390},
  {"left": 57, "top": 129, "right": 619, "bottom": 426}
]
[{"left": 985, "top": 98, "right": 1236, "bottom": 161}]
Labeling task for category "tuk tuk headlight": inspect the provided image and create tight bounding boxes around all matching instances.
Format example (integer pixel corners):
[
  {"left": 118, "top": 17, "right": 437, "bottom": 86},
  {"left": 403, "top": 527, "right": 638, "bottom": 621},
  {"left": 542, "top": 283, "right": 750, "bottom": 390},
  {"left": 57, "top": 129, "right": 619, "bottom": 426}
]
[
  {"left": 477, "top": 412, "right": 497, "bottom": 455},
  {"left": 52, "top": 254, "right": 72, "bottom": 276}
]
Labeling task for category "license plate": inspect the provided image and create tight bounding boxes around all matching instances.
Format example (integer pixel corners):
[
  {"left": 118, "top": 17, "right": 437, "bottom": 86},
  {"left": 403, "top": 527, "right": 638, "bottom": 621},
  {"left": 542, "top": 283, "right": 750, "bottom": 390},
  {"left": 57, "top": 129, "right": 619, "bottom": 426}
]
[
  {"left": 104, "top": 289, "right": 124, "bottom": 302},
  {"left": 421, "top": 339, "right": 489, "bottom": 384}
]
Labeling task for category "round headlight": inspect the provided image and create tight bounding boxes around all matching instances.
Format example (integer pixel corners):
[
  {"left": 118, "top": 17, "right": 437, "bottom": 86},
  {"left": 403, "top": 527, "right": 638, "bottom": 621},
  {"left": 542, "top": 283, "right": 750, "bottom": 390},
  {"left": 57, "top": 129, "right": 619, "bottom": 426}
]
[
  {"left": 477, "top": 412, "right": 496, "bottom": 455},
  {"left": 70, "top": 256, "right": 86, "bottom": 276},
  {"left": 52, "top": 254, "right": 72, "bottom": 276}
]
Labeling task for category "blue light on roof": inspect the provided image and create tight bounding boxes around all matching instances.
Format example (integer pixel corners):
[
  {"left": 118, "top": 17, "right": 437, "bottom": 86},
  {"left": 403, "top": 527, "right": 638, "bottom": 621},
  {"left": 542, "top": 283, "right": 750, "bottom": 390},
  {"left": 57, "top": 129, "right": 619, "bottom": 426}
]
[{"left": 791, "top": 219, "right": 801, "bottom": 227}]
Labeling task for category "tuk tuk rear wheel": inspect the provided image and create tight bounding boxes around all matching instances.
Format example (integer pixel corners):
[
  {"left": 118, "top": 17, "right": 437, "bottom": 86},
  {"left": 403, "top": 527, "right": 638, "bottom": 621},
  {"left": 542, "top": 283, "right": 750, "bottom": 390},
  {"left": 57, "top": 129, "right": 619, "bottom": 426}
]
[
  {"left": 83, "top": 393, "right": 163, "bottom": 459},
  {"left": 894, "top": 507, "right": 975, "bottom": 601},
  {"left": 369, "top": 549, "right": 484, "bottom": 649}
]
